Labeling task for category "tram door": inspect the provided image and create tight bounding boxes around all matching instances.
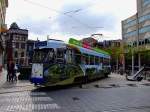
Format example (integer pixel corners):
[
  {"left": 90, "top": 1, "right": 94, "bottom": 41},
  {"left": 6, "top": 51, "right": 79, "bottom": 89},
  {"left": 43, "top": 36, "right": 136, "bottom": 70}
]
[
  {"left": 66, "top": 49, "right": 75, "bottom": 64},
  {"left": 56, "top": 48, "right": 65, "bottom": 63}
]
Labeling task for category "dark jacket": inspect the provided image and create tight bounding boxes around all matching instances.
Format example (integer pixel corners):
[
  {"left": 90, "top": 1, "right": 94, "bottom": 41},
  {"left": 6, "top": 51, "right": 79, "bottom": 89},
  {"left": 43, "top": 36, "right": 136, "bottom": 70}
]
[{"left": 7, "top": 62, "right": 15, "bottom": 73}]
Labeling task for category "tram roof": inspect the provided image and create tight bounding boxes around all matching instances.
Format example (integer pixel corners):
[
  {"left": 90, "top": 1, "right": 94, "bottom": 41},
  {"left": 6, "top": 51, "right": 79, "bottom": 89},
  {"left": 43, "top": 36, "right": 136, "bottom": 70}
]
[
  {"left": 36, "top": 39, "right": 66, "bottom": 49},
  {"left": 68, "top": 44, "right": 110, "bottom": 59}
]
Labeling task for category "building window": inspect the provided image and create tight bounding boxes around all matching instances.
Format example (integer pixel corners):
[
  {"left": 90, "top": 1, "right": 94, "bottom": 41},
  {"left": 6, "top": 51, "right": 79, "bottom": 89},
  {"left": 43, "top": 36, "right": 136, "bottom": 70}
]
[
  {"left": 15, "top": 51, "right": 18, "bottom": 58},
  {"left": 23, "top": 37, "right": 26, "bottom": 41},
  {"left": 139, "top": 13, "right": 150, "bottom": 23},
  {"left": 16, "top": 36, "right": 19, "bottom": 40},
  {"left": 126, "top": 18, "right": 134, "bottom": 24},
  {"left": 16, "top": 59, "right": 19, "bottom": 64},
  {"left": 16, "top": 43, "right": 19, "bottom": 48},
  {"left": 124, "top": 30, "right": 137, "bottom": 38},
  {"left": 143, "top": 0, "right": 150, "bottom": 6},
  {"left": 22, "top": 37, "right": 24, "bottom": 41},
  {"left": 29, "top": 46, "right": 32, "bottom": 51},
  {"left": 124, "top": 20, "right": 136, "bottom": 28},
  {"left": 133, "top": 41, "right": 137, "bottom": 46},
  {"left": 145, "top": 38, "right": 150, "bottom": 44},
  {"left": 139, "top": 25, "right": 150, "bottom": 34},
  {"left": 21, "top": 52, "right": 24, "bottom": 57},
  {"left": 20, "top": 59, "right": 24, "bottom": 65},
  {"left": 21, "top": 43, "right": 25, "bottom": 49}
]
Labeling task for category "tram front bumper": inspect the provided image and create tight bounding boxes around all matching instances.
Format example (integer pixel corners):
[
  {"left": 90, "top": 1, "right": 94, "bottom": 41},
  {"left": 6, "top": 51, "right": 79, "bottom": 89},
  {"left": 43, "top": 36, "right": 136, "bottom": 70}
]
[{"left": 30, "top": 77, "right": 45, "bottom": 84}]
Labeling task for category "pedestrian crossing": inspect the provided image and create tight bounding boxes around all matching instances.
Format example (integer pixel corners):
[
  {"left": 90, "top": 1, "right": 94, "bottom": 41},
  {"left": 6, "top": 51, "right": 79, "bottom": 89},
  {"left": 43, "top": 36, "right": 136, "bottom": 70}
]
[{"left": 0, "top": 92, "right": 61, "bottom": 112}]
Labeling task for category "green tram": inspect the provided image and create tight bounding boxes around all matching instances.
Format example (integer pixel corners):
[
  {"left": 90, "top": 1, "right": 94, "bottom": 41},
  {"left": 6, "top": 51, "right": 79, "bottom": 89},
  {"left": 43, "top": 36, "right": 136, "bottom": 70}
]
[{"left": 30, "top": 38, "right": 111, "bottom": 86}]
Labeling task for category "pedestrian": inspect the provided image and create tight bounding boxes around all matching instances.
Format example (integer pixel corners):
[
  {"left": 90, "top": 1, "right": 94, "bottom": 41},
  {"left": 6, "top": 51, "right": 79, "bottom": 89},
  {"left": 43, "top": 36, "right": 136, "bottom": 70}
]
[
  {"left": 7, "top": 60, "right": 10, "bottom": 82},
  {"left": 7, "top": 60, "right": 15, "bottom": 82},
  {"left": 14, "top": 64, "right": 18, "bottom": 81},
  {"left": 10, "top": 61, "right": 15, "bottom": 82}
]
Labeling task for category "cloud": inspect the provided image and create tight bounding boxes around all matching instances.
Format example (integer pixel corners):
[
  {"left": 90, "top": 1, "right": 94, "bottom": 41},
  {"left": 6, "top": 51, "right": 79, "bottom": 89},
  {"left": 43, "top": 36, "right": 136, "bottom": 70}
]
[
  {"left": 6, "top": 0, "right": 136, "bottom": 41},
  {"left": 55, "top": 1, "right": 117, "bottom": 36},
  {"left": 12, "top": 1, "right": 117, "bottom": 40},
  {"left": 18, "top": 17, "right": 52, "bottom": 35}
]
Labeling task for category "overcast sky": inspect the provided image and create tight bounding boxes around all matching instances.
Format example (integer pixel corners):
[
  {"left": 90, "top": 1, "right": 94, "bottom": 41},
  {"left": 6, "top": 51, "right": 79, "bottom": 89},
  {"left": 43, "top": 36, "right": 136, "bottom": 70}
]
[{"left": 6, "top": 0, "right": 136, "bottom": 42}]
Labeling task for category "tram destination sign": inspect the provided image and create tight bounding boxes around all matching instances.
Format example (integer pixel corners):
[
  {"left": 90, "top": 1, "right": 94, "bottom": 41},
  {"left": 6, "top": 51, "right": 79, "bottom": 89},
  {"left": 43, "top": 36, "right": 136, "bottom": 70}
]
[{"left": 35, "top": 41, "right": 47, "bottom": 48}]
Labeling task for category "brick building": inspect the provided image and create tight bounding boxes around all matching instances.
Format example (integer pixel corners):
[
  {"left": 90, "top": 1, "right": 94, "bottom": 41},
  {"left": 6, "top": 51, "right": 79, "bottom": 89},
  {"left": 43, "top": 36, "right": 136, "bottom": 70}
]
[{"left": 6, "top": 22, "right": 28, "bottom": 66}]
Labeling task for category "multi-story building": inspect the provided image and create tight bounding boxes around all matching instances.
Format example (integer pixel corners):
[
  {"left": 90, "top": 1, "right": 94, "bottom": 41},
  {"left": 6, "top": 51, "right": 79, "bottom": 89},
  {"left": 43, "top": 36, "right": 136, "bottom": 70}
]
[
  {"left": 98, "top": 39, "right": 121, "bottom": 48},
  {"left": 0, "top": 0, "right": 8, "bottom": 70},
  {"left": 6, "top": 22, "right": 28, "bottom": 66},
  {"left": 122, "top": 14, "right": 138, "bottom": 47},
  {"left": 122, "top": 0, "right": 150, "bottom": 71},
  {"left": 122, "top": 0, "right": 150, "bottom": 49}
]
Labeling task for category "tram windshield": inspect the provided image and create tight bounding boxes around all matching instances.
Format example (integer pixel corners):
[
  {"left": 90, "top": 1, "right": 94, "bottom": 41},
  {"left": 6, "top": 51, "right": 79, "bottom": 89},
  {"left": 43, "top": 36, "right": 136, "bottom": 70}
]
[{"left": 33, "top": 48, "right": 54, "bottom": 63}]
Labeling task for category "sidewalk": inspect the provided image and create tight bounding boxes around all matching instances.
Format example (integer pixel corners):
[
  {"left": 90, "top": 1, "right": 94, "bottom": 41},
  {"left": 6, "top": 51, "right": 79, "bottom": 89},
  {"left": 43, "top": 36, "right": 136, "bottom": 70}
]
[
  {"left": 0, "top": 69, "right": 35, "bottom": 94},
  {"left": 0, "top": 68, "right": 7, "bottom": 86}
]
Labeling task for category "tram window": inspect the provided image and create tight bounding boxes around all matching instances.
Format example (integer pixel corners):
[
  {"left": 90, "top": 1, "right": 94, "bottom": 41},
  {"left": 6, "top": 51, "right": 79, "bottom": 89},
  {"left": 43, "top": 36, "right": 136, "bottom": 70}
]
[
  {"left": 99, "top": 57, "right": 103, "bottom": 63},
  {"left": 66, "top": 49, "right": 73, "bottom": 63},
  {"left": 57, "top": 48, "right": 64, "bottom": 58},
  {"left": 44, "top": 49, "right": 54, "bottom": 62},
  {"left": 33, "top": 50, "right": 48, "bottom": 62},
  {"left": 90, "top": 55, "right": 94, "bottom": 65},
  {"left": 85, "top": 54, "right": 89, "bottom": 65},
  {"left": 75, "top": 54, "right": 81, "bottom": 64},
  {"left": 95, "top": 56, "right": 99, "bottom": 65},
  {"left": 81, "top": 55, "right": 86, "bottom": 64},
  {"left": 103, "top": 58, "right": 109, "bottom": 65}
]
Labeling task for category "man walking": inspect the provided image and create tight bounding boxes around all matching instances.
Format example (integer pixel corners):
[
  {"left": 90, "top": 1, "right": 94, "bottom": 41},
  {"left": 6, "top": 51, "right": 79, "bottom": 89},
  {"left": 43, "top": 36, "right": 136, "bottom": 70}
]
[
  {"left": 7, "top": 60, "right": 11, "bottom": 82},
  {"left": 10, "top": 61, "right": 15, "bottom": 82},
  {"left": 7, "top": 60, "right": 15, "bottom": 82}
]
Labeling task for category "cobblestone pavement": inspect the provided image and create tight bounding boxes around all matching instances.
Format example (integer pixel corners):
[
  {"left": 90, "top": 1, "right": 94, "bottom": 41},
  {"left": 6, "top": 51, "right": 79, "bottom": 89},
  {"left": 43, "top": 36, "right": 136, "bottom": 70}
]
[
  {"left": 0, "top": 73, "right": 150, "bottom": 112},
  {"left": 79, "top": 73, "right": 150, "bottom": 89}
]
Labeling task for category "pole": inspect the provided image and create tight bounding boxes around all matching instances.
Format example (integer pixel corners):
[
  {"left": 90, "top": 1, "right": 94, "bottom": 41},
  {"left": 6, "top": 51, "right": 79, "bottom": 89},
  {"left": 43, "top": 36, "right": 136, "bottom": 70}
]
[
  {"left": 123, "top": 53, "right": 125, "bottom": 73},
  {"left": 116, "top": 56, "right": 119, "bottom": 73},
  {"left": 138, "top": 53, "right": 141, "bottom": 70},
  {"left": 137, "top": 13, "right": 140, "bottom": 71},
  {"left": 131, "top": 49, "right": 134, "bottom": 75}
]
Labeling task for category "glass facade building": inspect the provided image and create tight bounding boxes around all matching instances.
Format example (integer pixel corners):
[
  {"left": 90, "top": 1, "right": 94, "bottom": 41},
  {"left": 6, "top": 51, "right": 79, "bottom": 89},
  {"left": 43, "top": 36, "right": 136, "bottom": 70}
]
[{"left": 122, "top": 0, "right": 150, "bottom": 48}]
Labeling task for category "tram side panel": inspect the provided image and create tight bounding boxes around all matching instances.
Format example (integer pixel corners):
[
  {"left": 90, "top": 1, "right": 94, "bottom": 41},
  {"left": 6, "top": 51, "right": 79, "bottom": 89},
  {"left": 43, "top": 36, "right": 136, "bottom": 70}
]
[{"left": 31, "top": 47, "right": 111, "bottom": 86}]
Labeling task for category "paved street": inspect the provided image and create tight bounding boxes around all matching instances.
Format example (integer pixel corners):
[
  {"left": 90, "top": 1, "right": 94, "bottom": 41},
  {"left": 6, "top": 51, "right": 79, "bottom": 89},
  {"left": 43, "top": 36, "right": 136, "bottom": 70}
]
[{"left": 0, "top": 73, "right": 150, "bottom": 112}]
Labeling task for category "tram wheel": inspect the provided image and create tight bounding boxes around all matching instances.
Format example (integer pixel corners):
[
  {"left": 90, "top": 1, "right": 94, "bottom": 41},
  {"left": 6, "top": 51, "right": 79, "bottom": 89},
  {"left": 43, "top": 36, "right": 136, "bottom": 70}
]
[{"left": 83, "top": 76, "right": 88, "bottom": 84}]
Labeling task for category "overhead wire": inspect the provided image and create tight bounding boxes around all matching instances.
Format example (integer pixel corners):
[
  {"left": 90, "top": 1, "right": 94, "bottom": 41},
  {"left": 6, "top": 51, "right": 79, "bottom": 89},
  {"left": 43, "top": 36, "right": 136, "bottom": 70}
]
[{"left": 23, "top": 0, "right": 103, "bottom": 30}]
